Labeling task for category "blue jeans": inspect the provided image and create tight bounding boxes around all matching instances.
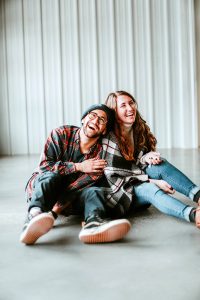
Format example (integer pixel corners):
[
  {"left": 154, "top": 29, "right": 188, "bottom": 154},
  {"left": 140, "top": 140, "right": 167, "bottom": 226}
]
[
  {"left": 27, "top": 172, "right": 106, "bottom": 220},
  {"left": 133, "top": 159, "right": 200, "bottom": 221}
]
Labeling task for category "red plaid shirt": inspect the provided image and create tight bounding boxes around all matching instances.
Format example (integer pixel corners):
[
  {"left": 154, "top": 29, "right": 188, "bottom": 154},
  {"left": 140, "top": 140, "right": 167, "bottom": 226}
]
[{"left": 26, "top": 125, "right": 103, "bottom": 200}]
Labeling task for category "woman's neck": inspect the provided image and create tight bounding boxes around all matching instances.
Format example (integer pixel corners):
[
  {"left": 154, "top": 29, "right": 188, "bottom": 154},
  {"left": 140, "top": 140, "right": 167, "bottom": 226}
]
[
  {"left": 120, "top": 124, "right": 134, "bottom": 148},
  {"left": 120, "top": 124, "right": 133, "bottom": 137}
]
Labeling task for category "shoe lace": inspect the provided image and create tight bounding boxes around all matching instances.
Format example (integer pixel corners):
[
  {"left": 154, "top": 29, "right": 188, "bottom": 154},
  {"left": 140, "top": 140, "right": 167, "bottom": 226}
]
[{"left": 86, "top": 215, "right": 105, "bottom": 224}]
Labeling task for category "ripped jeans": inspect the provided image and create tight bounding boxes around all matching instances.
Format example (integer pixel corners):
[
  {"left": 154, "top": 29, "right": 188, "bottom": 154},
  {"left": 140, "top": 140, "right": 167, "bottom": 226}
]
[{"left": 133, "top": 159, "right": 200, "bottom": 221}]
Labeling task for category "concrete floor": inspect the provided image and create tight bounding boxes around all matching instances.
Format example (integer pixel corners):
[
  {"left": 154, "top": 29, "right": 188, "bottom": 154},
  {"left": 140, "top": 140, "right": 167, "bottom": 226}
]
[{"left": 0, "top": 149, "right": 200, "bottom": 300}]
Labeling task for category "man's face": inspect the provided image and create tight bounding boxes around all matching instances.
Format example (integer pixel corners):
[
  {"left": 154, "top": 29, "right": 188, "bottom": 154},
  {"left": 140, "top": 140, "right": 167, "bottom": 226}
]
[{"left": 82, "top": 109, "right": 107, "bottom": 138}]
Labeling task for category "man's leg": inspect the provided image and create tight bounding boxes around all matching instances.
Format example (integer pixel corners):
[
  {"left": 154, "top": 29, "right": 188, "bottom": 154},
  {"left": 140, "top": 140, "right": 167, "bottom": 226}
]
[
  {"left": 78, "top": 187, "right": 131, "bottom": 243},
  {"left": 20, "top": 172, "right": 63, "bottom": 245},
  {"left": 28, "top": 171, "right": 64, "bottom": 212}
]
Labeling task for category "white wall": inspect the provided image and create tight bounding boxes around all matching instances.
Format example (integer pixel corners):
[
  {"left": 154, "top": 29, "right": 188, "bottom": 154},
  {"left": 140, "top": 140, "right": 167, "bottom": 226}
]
[
  {"left": 0, "top": 0, "right": 199, "bottom": 155},
  {"left": 195, "top": 0, "right": 200, "bottom": 148}
]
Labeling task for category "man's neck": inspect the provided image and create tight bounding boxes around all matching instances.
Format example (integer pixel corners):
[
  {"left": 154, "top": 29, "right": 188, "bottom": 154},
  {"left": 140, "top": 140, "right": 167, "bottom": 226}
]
[{"left": 79, "top": 128, "right": 99, "bottom": 153}]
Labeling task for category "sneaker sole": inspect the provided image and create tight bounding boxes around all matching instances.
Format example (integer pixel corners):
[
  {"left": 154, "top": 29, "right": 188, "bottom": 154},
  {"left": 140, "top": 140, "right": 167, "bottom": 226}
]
[
  {"left": 20, "top": 213, "right": 54, "bottom": 245},
  {"left": 79, "top": 219, "right": 131, "bottom": 244}
]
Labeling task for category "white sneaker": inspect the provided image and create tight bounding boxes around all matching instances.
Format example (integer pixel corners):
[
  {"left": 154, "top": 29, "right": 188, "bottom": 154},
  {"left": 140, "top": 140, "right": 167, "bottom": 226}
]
[
  {"left": 79, "top": 216, "right": 131, "bottom": 244},
  {"left": 20, "top": 212, "right": 55, "bottom": 245}
]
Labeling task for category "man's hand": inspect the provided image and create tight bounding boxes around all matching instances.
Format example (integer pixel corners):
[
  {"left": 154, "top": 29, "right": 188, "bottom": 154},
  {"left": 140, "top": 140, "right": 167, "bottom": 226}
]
[
  {"left": 144, "top": 151, "right": 162, "bottom": 165},
  {"left": 149, "top": 179, "right": 175, "bottom": 194},
  {"left": 75, "top": 158, "right": 107, "bottom": 175}
]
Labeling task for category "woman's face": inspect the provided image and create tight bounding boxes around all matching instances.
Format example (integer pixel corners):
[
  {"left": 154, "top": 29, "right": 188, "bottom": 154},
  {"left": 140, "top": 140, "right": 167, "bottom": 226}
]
[{"left": 116, "top": 95, "right": 137, "bottom": 126}]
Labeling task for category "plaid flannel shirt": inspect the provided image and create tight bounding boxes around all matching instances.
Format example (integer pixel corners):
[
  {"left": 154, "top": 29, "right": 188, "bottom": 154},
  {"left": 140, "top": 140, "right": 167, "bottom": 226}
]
[
  {"left": 26, "top": 125, "right": 103, "bottom": 200},
  {"left": 101, "top": 132, "right": 149, "bottom": 215}
]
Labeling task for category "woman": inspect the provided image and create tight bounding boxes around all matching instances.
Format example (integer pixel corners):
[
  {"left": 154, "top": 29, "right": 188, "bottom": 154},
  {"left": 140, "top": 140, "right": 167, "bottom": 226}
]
[{"left": 99, "top": 90, "right": 200, "bottom": 227}]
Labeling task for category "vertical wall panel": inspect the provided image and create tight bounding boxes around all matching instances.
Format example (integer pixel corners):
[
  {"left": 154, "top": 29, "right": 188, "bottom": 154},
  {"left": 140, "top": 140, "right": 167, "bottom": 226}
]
[
  {"left": 4, "top": 0, "right": 28, "bottom": 154},
  {"left": 172, "top": 0, "right": 190, "bottom": 147},
  {"left": 60, "top": 0, "right": 82, "bottom": 125},
  {"left": 41, "top": 0, "right": 63, "bottom": 134},
  {"left": 183, "top": 0, "right": 198, "bottom": 147},
  {"left": 168, "top": 0, "right": 197, "bottom": 148},
  {"left": 132, "top": 0, "right": 155, "bottom": 130},
  {"left": 96, "top": 0, "right": 117, "bottom": 100},
  {"left": 0, "top": 0, "right": 199, "bottom": 154},
  {"left": 114, "top": 0, "right": 135, "bottom": 92},
  {"left": 168, "top": 0, "right": 181, "bottom": 147},
  {"left": 195, "top": 0, "right": 200, "bottom": 147},
  {"left": 78, "top": 0, "right": 99, "bottom": 109},
  {"left": 23, "top": 0, "right": 46, "bottom": 153},
  {"left": 151, "top": 0, "right": 172, "bottom": 148},
  {"left": 0, "top": 0, "right": 11, "bottom": 154}
]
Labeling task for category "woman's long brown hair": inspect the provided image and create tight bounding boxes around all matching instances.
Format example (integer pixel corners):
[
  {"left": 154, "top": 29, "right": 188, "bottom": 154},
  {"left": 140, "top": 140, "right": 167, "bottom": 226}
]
[{"left": 105, "top": 91, "right": 157, "bottom": 161}]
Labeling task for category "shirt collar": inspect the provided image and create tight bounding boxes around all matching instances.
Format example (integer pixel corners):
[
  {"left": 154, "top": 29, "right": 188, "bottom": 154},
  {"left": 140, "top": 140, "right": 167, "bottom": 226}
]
[
  {"left": 75, "top": 128, "right": 102, "bottom": 153},
  {"left": 74, "top": 128, "right": 81, "bottom": 144}
]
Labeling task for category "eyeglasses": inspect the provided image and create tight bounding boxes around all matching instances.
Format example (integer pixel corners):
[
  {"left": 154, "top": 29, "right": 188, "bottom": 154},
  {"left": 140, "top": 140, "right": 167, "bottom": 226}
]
[{"left": 87, "top": 112, "right": 107, "bottom": 125}]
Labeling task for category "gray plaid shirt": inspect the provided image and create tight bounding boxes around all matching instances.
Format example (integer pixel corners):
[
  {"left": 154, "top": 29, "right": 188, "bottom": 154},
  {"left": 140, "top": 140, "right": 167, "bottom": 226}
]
[{"left": 101, "top": 132, "right": 149, "bottom": 215}]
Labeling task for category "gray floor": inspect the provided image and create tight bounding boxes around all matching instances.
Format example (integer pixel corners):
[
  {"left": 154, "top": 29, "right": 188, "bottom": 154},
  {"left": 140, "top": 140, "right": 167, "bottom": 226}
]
[{"left": 0, "top": 149, "right": 200, "bottom": 300}]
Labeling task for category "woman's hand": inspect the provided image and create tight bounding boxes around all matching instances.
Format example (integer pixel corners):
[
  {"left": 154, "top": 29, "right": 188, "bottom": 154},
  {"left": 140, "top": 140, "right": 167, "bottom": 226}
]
[
  {"left": 149, "top": 179, "right": 175, "bottom": 194},
  {"left": 144, "top": 151, "right": 162, "bottom": 165}
]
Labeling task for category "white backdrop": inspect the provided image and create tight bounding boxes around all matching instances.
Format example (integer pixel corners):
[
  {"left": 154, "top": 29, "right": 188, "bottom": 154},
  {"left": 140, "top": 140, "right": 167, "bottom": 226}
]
[{"left": 0, "top": 0, "right": 199, "bottom": 155}]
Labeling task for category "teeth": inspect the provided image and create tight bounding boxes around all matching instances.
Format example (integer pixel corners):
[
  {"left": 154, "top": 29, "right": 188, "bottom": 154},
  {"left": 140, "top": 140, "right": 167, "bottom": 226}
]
[
  {"left": 88, "top": 125, "right": 95, "bottom": 130},
  {"left": 88, "top": 122, "right": 98, "bottom": 131}
]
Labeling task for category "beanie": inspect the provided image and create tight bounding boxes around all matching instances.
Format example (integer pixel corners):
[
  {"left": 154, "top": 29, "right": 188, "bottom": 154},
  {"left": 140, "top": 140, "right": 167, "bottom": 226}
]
[{"left": 81, "top": 104, "right": 115, "bottom": 133}]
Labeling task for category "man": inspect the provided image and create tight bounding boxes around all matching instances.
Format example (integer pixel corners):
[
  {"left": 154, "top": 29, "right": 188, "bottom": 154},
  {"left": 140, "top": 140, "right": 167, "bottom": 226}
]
[{"left": 20, "top": 104, "right": 131, "bottom": 245}]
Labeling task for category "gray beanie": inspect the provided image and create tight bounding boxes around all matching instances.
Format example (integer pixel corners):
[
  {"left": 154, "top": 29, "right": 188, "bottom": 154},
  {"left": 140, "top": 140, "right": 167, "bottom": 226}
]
[{"left": 81, "top": 104, "right": 115, "bottom": 133}]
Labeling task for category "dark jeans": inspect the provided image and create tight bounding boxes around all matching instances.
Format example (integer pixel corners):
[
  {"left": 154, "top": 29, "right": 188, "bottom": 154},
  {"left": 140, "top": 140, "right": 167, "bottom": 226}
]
[{"left": 27, "top": 171, "right": 106, "bottom": 220}]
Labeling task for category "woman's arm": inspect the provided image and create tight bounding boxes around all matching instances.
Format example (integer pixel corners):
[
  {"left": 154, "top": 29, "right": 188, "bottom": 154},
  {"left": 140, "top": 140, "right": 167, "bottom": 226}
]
[
  {"left": 140, "top": 151, "right": 162, "bottom": 166},
  {"left": 149, "top": 178, "right": 175, "bottom": 194}
]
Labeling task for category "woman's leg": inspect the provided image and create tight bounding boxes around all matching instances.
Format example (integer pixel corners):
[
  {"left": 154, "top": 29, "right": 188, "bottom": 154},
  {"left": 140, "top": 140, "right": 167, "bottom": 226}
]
[
  {"left": 144, "top": 159, "right": 200, "bottom": 201},
  {"left": 133, "top": 182, "right": 194, "bottom": 222}
]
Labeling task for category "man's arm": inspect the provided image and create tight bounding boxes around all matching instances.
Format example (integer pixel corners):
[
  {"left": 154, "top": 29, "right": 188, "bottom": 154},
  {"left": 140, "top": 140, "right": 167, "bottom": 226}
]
[
  {"left": 39, "top": 127, "right": 107, "bottom": 176},
  {"left": 39, "top": 127, "right": 77, "bottom": 175},
  {"left": 75, "top": 159, "right": 107, "bottom": 175}
]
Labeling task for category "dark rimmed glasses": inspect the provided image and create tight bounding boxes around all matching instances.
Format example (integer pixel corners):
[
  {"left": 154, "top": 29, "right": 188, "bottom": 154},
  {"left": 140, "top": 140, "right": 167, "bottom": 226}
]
[{"left": 87, "top": 112, "right": 107, "bottom": 125}]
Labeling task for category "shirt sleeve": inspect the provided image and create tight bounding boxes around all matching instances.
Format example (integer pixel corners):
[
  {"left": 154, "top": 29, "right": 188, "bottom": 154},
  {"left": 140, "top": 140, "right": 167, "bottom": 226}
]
[
  {"left": 136, "top": 150, "right": 148, "bottom": 170},
  {"left": 38, "top": 127, "right": 76, "bottom": 175}
]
